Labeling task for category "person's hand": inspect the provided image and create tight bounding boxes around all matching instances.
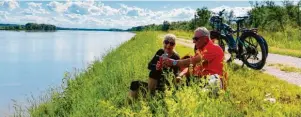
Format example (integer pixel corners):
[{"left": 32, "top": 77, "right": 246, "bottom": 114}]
[
  {"left": 163, "top": 58, "right": 174, "bottom": 67},
  {"left": 156, "top": 60, "right": 163, "bottom": 70}
]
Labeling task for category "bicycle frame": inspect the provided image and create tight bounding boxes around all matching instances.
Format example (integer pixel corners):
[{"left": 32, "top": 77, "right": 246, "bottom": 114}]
[{"left": 216, "top": 17, "right": 250, "bottom": 50}]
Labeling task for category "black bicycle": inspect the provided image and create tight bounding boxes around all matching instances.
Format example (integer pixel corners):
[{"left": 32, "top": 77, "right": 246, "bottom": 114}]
[{"left": 210, "top": 9, "right": 268, "bottom": 70}]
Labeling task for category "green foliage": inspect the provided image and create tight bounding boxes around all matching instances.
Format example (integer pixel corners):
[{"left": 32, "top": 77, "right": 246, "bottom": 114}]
[
  {"left": 22, "top": 31, "right": 301, "bottom": 117},
  {"left": 248, "top": 1, "right": 301, "bottom": 31},
  {"left": 0, "top": 23, "right": 56, "bottom": 31},
  {"left": 162, "top": 21, "right": 170, "bottom": 31},
  {"left": 196, "top": 7, "right": 211, "bottom": 27},
  {"left": 25, "top": 23, "right": 56, "bottom": 31}
]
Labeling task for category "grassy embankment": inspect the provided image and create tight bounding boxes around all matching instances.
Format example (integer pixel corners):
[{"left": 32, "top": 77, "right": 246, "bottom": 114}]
[
  {"left": 23, "top": 31, "right": 301, "bottom": 116},
  {"left": 169, "top": 29, "right": 301, "bottom": 58}
]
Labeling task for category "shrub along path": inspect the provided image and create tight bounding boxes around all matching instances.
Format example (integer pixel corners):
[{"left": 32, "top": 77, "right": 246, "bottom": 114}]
[{"left": 174, "top": 37, "right": 301, "bottom": 87}]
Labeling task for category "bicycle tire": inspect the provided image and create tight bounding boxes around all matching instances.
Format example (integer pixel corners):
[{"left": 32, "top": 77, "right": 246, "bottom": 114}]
[
  {"left": 259, "top": 35, "right": 269, "bottom": 57},
  {"left": 217, "top": 34, "right": 228, "bottom": 52},
  {"left": 239, "top": 32, "right": 267, "bottom": 70}
]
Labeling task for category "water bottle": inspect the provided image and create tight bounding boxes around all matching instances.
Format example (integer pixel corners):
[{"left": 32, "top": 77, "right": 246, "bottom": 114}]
[
  {"left": 162, "top": 53, "right": 168, "bottom": 60},
  {"left": 158, "top": 53, "right": 168, "bottom": 70}
]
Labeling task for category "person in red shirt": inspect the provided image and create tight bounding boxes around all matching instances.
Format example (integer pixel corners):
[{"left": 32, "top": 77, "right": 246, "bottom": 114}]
[{"left": 164, "top": 27, "right": 225, "bottom": 89}]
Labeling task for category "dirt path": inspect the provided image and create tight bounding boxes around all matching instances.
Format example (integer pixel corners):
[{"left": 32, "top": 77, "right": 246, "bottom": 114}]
[{"left": 176, "top": 38, "right": 301, "bottom": 87}]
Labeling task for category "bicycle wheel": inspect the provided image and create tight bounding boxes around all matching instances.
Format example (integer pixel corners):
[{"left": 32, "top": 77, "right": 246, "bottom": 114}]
[
  {"left": 259, "top": 35, "right": 269, "bottom": 57},
  {"left": 217, "top": 35, "right": 228, "bottom": 52},
  {"left": 239, "top": 32, "right": 267, "bottom": 70},
  {"left": 217, "top": 35, "right": 232, "bottom": 61}
]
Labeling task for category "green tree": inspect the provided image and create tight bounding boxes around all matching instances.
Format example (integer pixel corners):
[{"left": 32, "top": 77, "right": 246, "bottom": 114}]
[
  {"left": 196, "top": 7, "right": 211, "bottom": 27},
  {"left": 162, "top": 20, "right": 170, "bottom": 31}
]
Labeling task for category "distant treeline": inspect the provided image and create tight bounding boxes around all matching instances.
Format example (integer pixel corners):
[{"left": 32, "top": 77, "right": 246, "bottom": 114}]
[
  {"left": 56, "top": 27, "right": 124, "bottom": 31},
  {"left": 0, "top": 23, "right": 125, "bottom": 32},
  {"left": 0, "top": 23, "right": 56, "bottom": 31},
  {"left": 25, "top": 23, "right": 56, "bottom": 31},
  {"left": 128, "top": 1, "right": 301, "bottom": 32}
]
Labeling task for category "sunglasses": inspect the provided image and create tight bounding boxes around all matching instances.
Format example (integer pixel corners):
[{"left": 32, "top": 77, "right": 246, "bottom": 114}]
[
  {"left": 164, "top": 40, "right": 175, "bottom": 46},
  {"left": 192, "top": 36, "right": 207, "bottom": 41}
]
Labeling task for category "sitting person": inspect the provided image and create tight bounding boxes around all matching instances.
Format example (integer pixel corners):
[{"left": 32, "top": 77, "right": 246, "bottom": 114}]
[
  {"left": 163, "top": 27, "right": 226, "bottom": 90},
  {"left": 128, "top": 34, "right": 180, "bottom": 99}
]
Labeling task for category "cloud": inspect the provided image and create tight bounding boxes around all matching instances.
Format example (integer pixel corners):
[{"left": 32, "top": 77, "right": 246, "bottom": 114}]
[
  {"left": 47, "top": 1, "right": 69, "bottom": 13},
  {"left": 67, "top": 1, "right": 91, "bottom": 15},
  {"left": 118, "top": 4, "right": 194, "bottom": 24},
  {"left": 119, "top": 4, "right": 146, "bottom": 16},
  {"left": 89, "top": 4, "right": 119, "bottom": 16},
  {"left": 65, "top": 13, "right": 83, "bottom": 21},
  {"left": 166, "top": 7, "right": 195, "bottom": 19},
  {"left": 0, "top": 11, "right": 9, "bottom": 22},
  {"left": 0, "top": 1, "right": 253, "bottom": 29},
  {"left": 20, "top": 15, "right": 49, "bottom": 23},
  {"left": 210, "top": 5, "right": 251, "bottom": 17},
  {"left": 47, "top": 1, "right": 119, "bottom": 16},
  {"left": 0, "top": 0, "right": 19, "bottom": 10},
  {"left": 27, "top": 2, "right": 42, "bottom": 8},
  {"left": 21, "top": 2, "right": 49, "bottom": 15}
]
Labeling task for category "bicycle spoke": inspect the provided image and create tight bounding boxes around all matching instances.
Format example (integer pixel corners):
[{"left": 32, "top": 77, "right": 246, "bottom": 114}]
[{"left": 243, "top": 36, "right": 264, "bottom": 65}]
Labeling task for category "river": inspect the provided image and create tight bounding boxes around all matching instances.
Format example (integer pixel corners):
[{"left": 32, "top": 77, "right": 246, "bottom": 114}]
[{"left": 0, "top": 30, "right": 135, "bottom": 115}]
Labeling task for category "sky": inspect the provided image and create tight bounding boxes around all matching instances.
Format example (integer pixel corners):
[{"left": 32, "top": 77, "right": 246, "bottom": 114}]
[{"left": 0, "top": 0, "right": 295, "bottom": 29}]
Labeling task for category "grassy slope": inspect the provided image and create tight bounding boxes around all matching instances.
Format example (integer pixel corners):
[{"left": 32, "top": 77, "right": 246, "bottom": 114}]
[
  {"left": 28, "top": 31, "right": 301, "bottom": 117},
  {"left": 169, "top": 30, "right": 301, "bottom": 58}
]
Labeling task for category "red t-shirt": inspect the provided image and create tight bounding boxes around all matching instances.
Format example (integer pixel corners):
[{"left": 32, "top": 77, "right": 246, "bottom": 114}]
[{"left": 193, "top": 40, "right": 224, "bottom": 77}]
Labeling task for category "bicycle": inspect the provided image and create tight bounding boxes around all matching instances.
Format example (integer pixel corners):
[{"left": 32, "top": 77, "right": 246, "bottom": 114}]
[{"left": 210, "top": 9, "right": 268, "bottom": 70}]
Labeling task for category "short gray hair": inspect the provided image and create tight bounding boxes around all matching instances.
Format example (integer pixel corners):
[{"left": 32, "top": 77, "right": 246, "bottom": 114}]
[
  {"left": 164, "top": 34, "right": 176, "bottom": 42},
  {"left": 194, "top": 27, "right": 210, "bottom": 38}
]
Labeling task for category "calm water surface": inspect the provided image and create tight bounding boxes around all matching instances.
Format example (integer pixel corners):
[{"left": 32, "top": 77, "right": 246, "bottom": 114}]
[{"left": 0, "top": 30, "right": 135, "bottom": 115}]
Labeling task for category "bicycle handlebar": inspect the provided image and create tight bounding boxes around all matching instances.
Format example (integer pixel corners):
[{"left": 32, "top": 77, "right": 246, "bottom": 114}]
[
  {"left": 218, "top": 9, "right": 225, "bottom": 16},
  {"left": 237, "top": 16, "right": 248, "bottom": 19}
]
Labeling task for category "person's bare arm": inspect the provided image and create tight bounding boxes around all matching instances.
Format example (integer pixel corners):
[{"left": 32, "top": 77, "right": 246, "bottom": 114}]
[
  {"left": 175, "top": 54, "right": 202, "bottom": 67},
  {"left": 163, "top": 54, "right": 207, "bottom": 68}
]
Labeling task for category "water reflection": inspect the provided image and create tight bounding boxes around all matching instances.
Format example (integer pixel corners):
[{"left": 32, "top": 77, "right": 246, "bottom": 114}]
[{"left": 0, "top": 30, "right": 135, "bottom": 116}]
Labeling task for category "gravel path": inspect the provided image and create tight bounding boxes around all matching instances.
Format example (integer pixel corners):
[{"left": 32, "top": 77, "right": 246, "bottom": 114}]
[{"left": 175, "top": 38, "right": 301, "bottom": 87}]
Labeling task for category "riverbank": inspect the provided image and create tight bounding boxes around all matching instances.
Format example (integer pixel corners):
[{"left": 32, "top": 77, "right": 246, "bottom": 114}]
[{"left": 22, "top": 31, "right": 301, "bottom": 116}]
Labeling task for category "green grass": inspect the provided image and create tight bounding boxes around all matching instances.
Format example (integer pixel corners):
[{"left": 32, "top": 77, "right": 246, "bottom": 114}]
[
  {"left": 175, "top": 44, "right": 194, "bottom": 56},
  {"left": 169, "top": 30, "right": 194, "bottom": 39},
  {"left": 18, "top": 31, "right": 301, "bottom": 116},
  {"left": 268, "top": 63, "right": 301, "bottom": 74},
  {"left": 269, "top": 47, "right": 301, "bottom": 58},
  {"left": 169, "top": 30, "right": 301, "bottom": 58}
]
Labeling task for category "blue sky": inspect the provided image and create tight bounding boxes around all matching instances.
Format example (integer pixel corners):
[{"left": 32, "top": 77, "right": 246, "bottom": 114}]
[{"left": 0, "top": 0, "right": 292, "bottom": 29}]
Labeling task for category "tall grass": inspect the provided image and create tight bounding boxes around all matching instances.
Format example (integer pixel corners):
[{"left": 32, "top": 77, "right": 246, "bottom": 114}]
[
  {"left": 20, "top": 31, "right": 301, "bottom": 116},
  {"left": 260, "top": 28, "right": 301, "bottom": 57}
]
